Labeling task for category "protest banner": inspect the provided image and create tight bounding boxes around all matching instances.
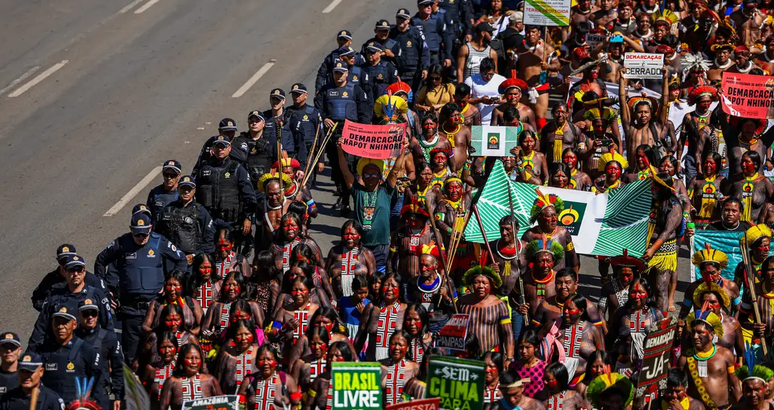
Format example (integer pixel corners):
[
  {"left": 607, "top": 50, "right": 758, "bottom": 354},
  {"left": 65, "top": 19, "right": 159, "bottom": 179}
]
[
  {"left": 341, "top": 119, "right": 406, "bottom": 160},
  {"left": 585, "top": 33, "right": 606, "bottom": 48},
  {"left": 464, "top": 162, "right": 652, "bottom": 257},
  {"left": 636, "top": 318, "right": 678, "bottom": 401},
  {"left": 182, "top": 395, "right": 240, "bottom": 410},
  {"left": 523, "top": 0, "right": 571, "bottom": 26},
  {"left": 427, "top": 357, "right": 485, "bottom": 410},
  {"left": 623, "top": 53, "right": 665, "bottom": 79},
  {"left": 690, "top": 230, "right": 774, "bottom": 282},
  {"left": 331, "top": 362, "right": 382, "bottom": 410},
  {"left": 721, "top": 72, "right": 774, "bottom": 119},
  {"left": 386, "top": 398, "right": 441, "bottom": 410},
  {"left": 435, "top": 314, "right": 470, "bottom": 351},
  {"left": 471, "top": 126, "right": 521, "bottom": 157}
]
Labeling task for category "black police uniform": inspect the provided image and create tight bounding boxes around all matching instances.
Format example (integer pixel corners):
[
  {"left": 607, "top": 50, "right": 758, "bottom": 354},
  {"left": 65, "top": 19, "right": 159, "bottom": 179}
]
[
  {"left": 360, "top": 36, "right": 401, "bottom": 64},
  {"left": 231, "top": 132, "right": 277, "bottom": 189},
  {"left": 315, "top": 49, "right": 367, "bottom": 95},
  {"left": 412, "top": 11, "right": 454, "bottom": 66},
  {"left": 390, "top": 25, "right": 431, "bottom": 92},
  {"left": 155, "top": 200, "right": 216, "bottom": 256},
  {"left": 361, "top": 60, "right": 399, "bottom": 107},
  {"left": 438, "top": 0, "right": 474, "bottom": 37},
  {"left": 28, "top": 284, "right": 113, "bottom": 352},
  {"left": 93, "top": 232, "right": 187, "bottom": 364},
  {"left": 0, "top": 368, "right": 17, "bottom": 397},
  {"left": 38, "top": 337, "right": 103, "bottom": 408},
  {"left": 75, "top": 326, "right": 124, "bottom": 406},
  {"left": 31, "top": 269, "right": 107, "bottom": 312},
  {"left": 191, "top": 135, "right": 220, "bottom": 176},
  {"left": 262, "top": 111, "right": 296, "bottom": 159},
  {"left": 194, "top": 156, "right": 257, "bottom": 225},
  {"left": 0, "top": 385, "right": 64, "bottom": 410},
  {"left": 286, "top": 104, "right": 323, "bottom": 171},
  {"left": 145, "top": 185, "right": 179, "bottom": 224}
]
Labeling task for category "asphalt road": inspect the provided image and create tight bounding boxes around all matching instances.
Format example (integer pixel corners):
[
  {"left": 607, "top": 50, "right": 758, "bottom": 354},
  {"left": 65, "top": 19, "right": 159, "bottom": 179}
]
[{"left": 0, "top": 0, "right": 691, "bottom": 342}]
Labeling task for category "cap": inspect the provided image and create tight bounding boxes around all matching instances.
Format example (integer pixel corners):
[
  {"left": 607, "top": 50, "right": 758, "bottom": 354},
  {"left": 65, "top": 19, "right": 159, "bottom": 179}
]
[
  {"left": 375, "top": 19, "right": 391, "bottom": 30},
  {"left": 336, "top": 46, "right": 355, "bottom": 57},
  {"left": 510, "top": 11, "right": 523, "bottom": 23},
  {"left": 418, "top": 0, "right": 434, "bottom": 5},
  {"left": 333, "top": 59, "right": 349, "bottom": 73},
  {"left": 396, "top": 8, "right": 411, "bottom": 19},
  {"left": 162, "top": 159, "right": 182, "bottom": 175},
  {"left": 270, "top": 88, "right": 286, "bottom": 99},
  {"left": 52, "top": 307, "right": 77, "bottom": 322},
  {"left": 130, "top": 213, "right": 152, "bottom": 234},
  {"left": 247, "top": 110, "right": 265, "bottom": 121},
  {"left": 78, "top": 299, "right": 100, "bottom": 312},
  {"left": 218, "top": 118, "right": 238, "bottom": 132},
  {"left": 132, "top": 204, "right": 152, "bottom": 217},
  {"left": 56, "top": 244, "right": 77, "bottom": 262},
  {"left": 290, "top": 83, "right": 308, "bottom": 94},
  {"left": 179, "top": 175, "right": 196, "bottom": 188},
  {"left": 18, "top": 353, "right": 43, "bottom": 372},
  {"left": 337, "top": 30, "right": 353, "bottom": 40},
  {"left": 64, "top": 254, "right": 86, "bottom": 271},
  {"left": 476, "top": 22, "right": 495, "bottom": 33},
  {"left": 0, "top": 332, "right": 21, "bottom": 348},
  {"left": 366, "top": 41, "right": 385, "bottom": 53},
  {"left": 212, "top": 135, "right": 231, "bottom": 147}
]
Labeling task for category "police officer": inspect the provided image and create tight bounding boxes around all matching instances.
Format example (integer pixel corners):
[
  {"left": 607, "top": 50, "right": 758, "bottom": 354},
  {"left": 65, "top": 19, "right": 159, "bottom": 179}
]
[
  {"left": 391, "top": 8, "right": 431, "bottom": 94},
  {"left": 93, "top": 213, "right": 187, "bottom": 365},
  {"left": 337, "top": 47, "right": 364, "bottom": 90},
  {"left": 75, "top": 300, "right": 123, "bottom": 410},
  {"left": 361, "top": 42, "right": 399, "bottom": 107},
  {"left": 413, "top": 0, "right": 454, "bottom": 68},
  {"left": 263, "top": 89, "right": 296, "bottom": 161},
  {"left": 145, "top": 160, "right": 182, "bottom": 224},
  {"left": 37, "top": 308, "right": 103, "bottom": 408},
  {"left": 31, "top": 245, "right": 107, "bottom": 312},
  {"left": 0, "top": 353, "right": 65, "bottom": 410},
  {"left": 194, "top": 135, "right": 257, "bottom": 257},
  {"left": 155, "top": 175, "right": 216, "bottom": 263},
  {"left": 0, "top": 333, "right": 22, "bottom": 396},
  {"left": 315, "top": 30, "right": 355, "bottom": 95},
  {"left": 231, "top": 111, "right": 277, "bottom": 190},
  {"left": 29, "top": 255, "right": 113, "bottom": 352},
  {"left": 286, "top": 83, "right": 324, "bottom": 175},
  {"left": 314, "top": 60, "right": 371, "bottom": 214},
  {"left": 438, "top": 0, "right": 474, "bottom": 38},
  {"left": 360, "top": 20, "right": 400, "bottom": 64},
  {"left": 191, "top": 118, "right": 239, "bottom": 175}
]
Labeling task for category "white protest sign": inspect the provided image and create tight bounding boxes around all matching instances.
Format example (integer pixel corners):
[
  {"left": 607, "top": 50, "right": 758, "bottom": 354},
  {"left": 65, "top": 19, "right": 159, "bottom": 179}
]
[
  {"left": 523, "top": 0, "right": 571, "bottom": 26},
  {"left": 623, "top": 53, "right": 665, "bottom": 79}
]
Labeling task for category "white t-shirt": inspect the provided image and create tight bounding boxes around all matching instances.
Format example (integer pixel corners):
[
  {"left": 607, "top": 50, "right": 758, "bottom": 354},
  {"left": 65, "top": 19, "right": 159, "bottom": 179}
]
[{"left": 464, "top": 73, "right": 506, "bottom": 124}]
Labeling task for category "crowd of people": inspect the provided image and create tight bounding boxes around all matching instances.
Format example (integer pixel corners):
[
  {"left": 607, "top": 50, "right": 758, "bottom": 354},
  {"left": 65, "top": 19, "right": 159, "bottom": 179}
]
[{"left": 3, "top": 0, "right": 774, "bottom": 409}]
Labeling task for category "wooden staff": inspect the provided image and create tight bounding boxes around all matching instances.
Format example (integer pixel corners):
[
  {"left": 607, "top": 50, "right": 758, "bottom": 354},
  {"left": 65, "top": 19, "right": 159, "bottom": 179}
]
[
  {"left": 28, "top": 386, "right": 39, "bottom": 410},
  {"left": 425, "top": 198, "right": 458, "bottom": 313},
  {"left": 506, "top": 180, "right": 529, "bottom": 323},
  {"left": 301, "top": 122, "right": 321, "bottom": 184},
  {"left": 472, "top": 204, "right": 496, "bottom": 264},
  {"left": 741, "top": 232, "right": 769, "bottom": 356},
  {"left": 301, "top": 123, "right": 338, "bottom": 187},
  {"left": 444, "top": 202, "right": 473, "bottom": 277},
  {"left": 276, "top": 118, "right": 284, "bottom": 194}
]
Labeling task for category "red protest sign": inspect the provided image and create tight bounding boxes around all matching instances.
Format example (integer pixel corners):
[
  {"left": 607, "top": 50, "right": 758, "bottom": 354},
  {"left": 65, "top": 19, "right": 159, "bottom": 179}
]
[
  {"left": 436, "top": 314, "right": 470, "bottom": 351},
  {"left": 721, "top": 72, "right": 774, "bottom": 119},
  {"left": 341, "top": 120, "right": 406, "bottom": 159},
  {"left": 386, "top": 398, "right": 440, "bottom": 410}
]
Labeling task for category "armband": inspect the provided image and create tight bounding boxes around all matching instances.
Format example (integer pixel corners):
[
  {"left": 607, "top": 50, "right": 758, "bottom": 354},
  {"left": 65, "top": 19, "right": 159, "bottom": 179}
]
[
  {"left": 389, "top": 247, "right": 398, "bottom": 253},
  {"left": 306, "top": 199, "right": 316, "bottom": 207},
  {"left": 733, "top": 296, "right": 741, "bottom": 305},
  {"left": 683, "top": 299, "right": 693, "bottom": 308},
  {"left": 290, "top": 392, "right": 303, "bottom": 402},
  {"left": 566, "top": 242, "right": 574, "bottom": 252},
  {"left": 727, "top": 366, "right": 736, "bottom": 375},
  {"left": 308, "top": 389, "right": 317, "bottom": 398},
  {"left": 499, "top": 315, "right": 512, "bottom": 325}
]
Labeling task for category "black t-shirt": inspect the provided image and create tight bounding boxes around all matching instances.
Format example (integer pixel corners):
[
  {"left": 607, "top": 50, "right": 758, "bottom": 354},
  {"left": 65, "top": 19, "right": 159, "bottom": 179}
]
[
  {"left": 0, "top": 386, "right": 64, "bottom": 410},
  {"left": 0, "top": 369, "right": 18, "bottom": 397},
  {"left": 706, "top": 220, "right": 752, "bottom": 232}
]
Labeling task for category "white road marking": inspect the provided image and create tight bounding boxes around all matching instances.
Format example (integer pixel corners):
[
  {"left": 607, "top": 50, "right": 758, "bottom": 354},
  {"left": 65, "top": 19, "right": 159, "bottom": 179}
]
[
  {"left": 134, "top": 0, "right": 160, "bottom": 14},
  {"left": 103, "top": 166, "right": 162, "bottom": 216},
  {"left": 322, "top": 0, "right": 343, "bottom": 13},
  {"left": 232, "top": 62, "right": 275, "bottom": 98},
  {"left": 8, "top": 61, "right": 68, "bottom": 98},
  {"left": 0, "top": 66, "right": 40, "bottom": 95},
  {"left": 118, "top": 0, "right": 145, "bottom": 13}
]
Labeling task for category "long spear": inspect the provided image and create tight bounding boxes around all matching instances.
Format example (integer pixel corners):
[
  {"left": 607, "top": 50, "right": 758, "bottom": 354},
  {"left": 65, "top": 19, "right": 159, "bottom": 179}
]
[
  {"left": 301, "top": 123, "right": 338, "bottom": 187},
  {"left": 506, "top": 179, "right": 529, "bottom": 323},
  {"left": 276, "top": 118, "right": 284, "bottom": 194},
  {"left": 425, "top": 198, "right": 458, "bottom": 313},
  {"left": 741, "top": 232, "right": 769, "bottom": 356},
  {"left": 301, "top": 122, "right": 321, "bottom": 186}
]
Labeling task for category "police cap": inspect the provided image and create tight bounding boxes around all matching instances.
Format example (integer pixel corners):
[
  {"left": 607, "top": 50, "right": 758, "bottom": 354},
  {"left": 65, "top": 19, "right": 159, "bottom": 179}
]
[
  {"left": 218, "top": 118, "right": 238, "bottom": 132},
  {"left": 179, "top": 175, "right": 196, "bottom": 189}
]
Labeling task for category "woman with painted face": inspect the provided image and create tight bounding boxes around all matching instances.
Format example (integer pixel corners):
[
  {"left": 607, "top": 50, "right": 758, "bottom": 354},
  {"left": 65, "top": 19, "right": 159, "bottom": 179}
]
[
  {"left": 543, "top": 362, "right": 588, "bottom": 410},
  {"left": 238, "top": 345, "right": 300, "bottom": 410},
  {"left": 289, "top": 326, "right": 329, "bottom": 393},
  {"left": 271, "top": 275, "right": 319, "bottom": 359},
  {"left": 355, "top": 272, "right": 407, "bottom": 361},
  {"left": 142, "top": 332, "right": 179, "bottom": 407},
  {"left": 202, "top": 271, "right": 265, "bottom": 340},
  {"left": 247, "top": 250, "right": 281, "bottom": 319},
  {"left": 547, "top": 163, "right": 574, "bottom": 189},
  {"left": 510, "top": 130, "right": 548, "bottom": 184},
  {"left": 326, "top": 220, "right": 377, "bottom": 299},
  {"left": 159, "top": 344, "right": 221, "bottom": 410},
  {"left": 624, "top": 144, "right": 660, "bottom": 182},
  {"left": 213, "top": 227, "right": 251, "bottom": 278},
  {"left": 303, "top": 341, "right": 356, "bottom": 410},
  {"left": 591, "top": 150, "right": 628, "bottom": 194},
  {"left": 142, "top": 270, "right": 203, "bottom": 336},
  {"left": 141, "top": 304, "right": 199, "bottom": 371},
  {"left": 482, "top": 352, "right": 504, "bottom": 410},
  {"left": 608, "top": 277, "right": 663, "bottom": 376},
  {"left": 575, "top": 350, "right": 610, "bottom": 403},
  {"left": 286, "top": 307, "right": 354, "bottom": 378},
  {"left": 291, "top": 244, "right": 335, "bottom": 304},
  {"left": 213, "top": 319, "right": 260, "bottom": 394},
  {"left": 388, "top": 203, "right": 436, "bottom": 279},
  {"left": 599, "top": 250, "right": 647, "bottom": 320},
  {"left": 401, "top": 304, "right": 433, "bottom": 363},
  {"left": 380, "top": 331, "right": 420, "bottom": 406},
  {"left": 405, "top": 161, "right": 442, "bottom": 213},
  {"left": 409, "top": 113, "right": 453, "bottom": 168},
  {"left": 272, "top": 261, "right": 331, "bottom": 319},
  {"left": 338, "top": 275, "right": 371, "bottom": 342},
  {"left": 726, "top": 151, "right": 774, "bottom": 223},
  {"left": 426, "top": 147, "right": 453, "bottom": 189},
  {"left": 562, "top": 148, "right": 592, "bottom": 190},
  {"left": 270, "top": 212, "right": 324, "bottom": 274},
  {"left": 188, "top": 253, "right": 222, "bottom": 315},
  {"left": 511, "top": 329, "right": 547, "bottom": 400},
  {"left": 687, "top": 151, "right": 725, "bottom": 228}
]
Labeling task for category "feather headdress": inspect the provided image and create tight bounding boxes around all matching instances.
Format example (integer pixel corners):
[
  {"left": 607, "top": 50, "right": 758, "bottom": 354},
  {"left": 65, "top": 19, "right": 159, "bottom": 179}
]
[{"left": 529, "top": 189, "right": 565, "bottom": 224}]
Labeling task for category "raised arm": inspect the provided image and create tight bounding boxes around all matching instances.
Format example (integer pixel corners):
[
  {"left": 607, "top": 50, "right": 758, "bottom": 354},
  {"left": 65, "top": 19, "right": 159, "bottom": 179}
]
[
  {"left": 336, "top": 141, "right": 355, "bottom": 189},
  {"left": 619, "top": 71, "right": 631, "bottom": 130},
  {"left": 659, "top": 66, "right": 670, "bottom": 125}
]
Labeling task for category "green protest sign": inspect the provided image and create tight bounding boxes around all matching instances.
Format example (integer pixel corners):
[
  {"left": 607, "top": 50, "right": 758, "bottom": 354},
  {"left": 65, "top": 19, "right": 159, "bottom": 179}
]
[
  {"left": 427, "top": 357, "right": 485, "bottom": 410},
  {"left": 331, "top": 362, "right": 382, "bottom": 410}
]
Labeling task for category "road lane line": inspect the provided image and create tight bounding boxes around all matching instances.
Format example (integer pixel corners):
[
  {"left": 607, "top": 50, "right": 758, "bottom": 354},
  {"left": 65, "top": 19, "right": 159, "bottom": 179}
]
[
  {"left": 322, "top": 0, "right": 343, "bottom": 13},
  {"left": 0, "top": 66, "right": 40, "bottom": 95},
  {"left": 232, "top": 62, "right": 274, "bottom": 98},
  {"left": 134, "top": 0, "right": 160, "bottom": 14},
  {"left": 8, "top": 61, "right": 68, "bottom": 98},
  {"left": 119, "top": 0, "right": 145, "bottom": 13},
  {"left": 103, "top": 166, "right": 162, "bottom": 216}
]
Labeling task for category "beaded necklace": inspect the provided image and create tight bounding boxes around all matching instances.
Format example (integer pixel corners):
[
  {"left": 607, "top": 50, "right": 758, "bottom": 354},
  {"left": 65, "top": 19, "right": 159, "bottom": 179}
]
[{"left": 532, "top": 270, "right": 555, "bottom": 300}]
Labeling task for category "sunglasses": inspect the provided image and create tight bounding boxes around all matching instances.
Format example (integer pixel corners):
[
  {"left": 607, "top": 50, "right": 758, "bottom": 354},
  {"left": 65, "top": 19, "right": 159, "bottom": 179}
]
[
  {"left": 132, "top": 233, "right": 149, "bottom": 238},
  {"left": 162, "top": 173, "right": 179, "bottom": 179},
  {"left": 67, "top": 267, "right": 85, "bottom": 274},
  {"left": 80, "top": 310, "right": 99, "bottom": 318}
]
